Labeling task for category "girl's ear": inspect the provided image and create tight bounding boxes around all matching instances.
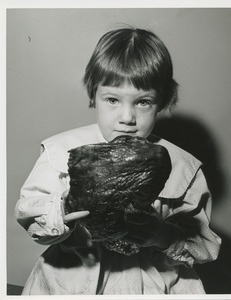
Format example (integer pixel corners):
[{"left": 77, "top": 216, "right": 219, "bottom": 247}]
[
  {"left": 89, "top": 98, "right": 96, "bottom": 108},
  {"left": 89, "top": 86, "right": 98, "bottom": 108}
]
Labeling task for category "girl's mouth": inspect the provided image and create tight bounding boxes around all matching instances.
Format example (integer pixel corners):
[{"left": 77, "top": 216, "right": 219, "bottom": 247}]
[{"left": 115, "top": 130, "right": 138, "bottom": 134}]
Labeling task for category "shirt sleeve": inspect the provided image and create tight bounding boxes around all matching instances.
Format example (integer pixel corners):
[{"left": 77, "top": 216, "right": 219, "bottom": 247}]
[
  {"left": 14, "top": 146, "right": 73, "bottom": 245},
  {"left": 159, "top": 168, "right": 221, "bottom": 267}
]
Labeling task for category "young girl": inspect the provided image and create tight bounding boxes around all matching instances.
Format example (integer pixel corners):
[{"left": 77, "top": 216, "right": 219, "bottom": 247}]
[{"left": 15, "top": 27, "right": 221, "bottom": 295}]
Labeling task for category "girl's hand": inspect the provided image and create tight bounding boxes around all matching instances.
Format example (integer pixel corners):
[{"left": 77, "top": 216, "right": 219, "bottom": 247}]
[
  {"left": 61, "top": 190, "right": 90, "bottom": 223},
  {"left": 124, "top": 210, "right": 172, "bottom": 249}
]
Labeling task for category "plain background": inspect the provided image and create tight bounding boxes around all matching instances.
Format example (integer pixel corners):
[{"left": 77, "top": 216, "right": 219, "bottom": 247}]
[{"left": 7, "top": 8, "right": 231, "bottom": 291}]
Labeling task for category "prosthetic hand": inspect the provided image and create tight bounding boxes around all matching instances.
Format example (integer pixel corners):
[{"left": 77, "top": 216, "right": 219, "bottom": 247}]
[
  {"left": 124, "top": 208, "right": 173, "bottom": 250},
  {"left": 61, "top": 189, "right": 90, "bottom": 223}
]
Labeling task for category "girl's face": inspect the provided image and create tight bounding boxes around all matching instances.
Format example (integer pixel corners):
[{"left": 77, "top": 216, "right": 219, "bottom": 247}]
[{"left": 95, "top": 82, "right": 159, "bottom": 142}]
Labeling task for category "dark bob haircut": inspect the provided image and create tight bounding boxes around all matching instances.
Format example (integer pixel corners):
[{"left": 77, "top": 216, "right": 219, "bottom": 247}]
[{"left": 83, "top": 27, "right": 178, "bottom": 111}]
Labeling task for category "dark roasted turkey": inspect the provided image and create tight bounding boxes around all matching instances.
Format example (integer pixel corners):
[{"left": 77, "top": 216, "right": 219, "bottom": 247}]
[{"left": 64, "top": 135, "right": 172, "bottom": 255}]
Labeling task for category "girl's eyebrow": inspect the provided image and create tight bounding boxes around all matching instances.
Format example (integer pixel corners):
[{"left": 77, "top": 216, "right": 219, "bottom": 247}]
[
  {"left": 136, "top": 92, "right": 157, "bottom": 99},
  {"left": 138, "top": 92, "right": 156, "bottom": 97},
  {"left": 101, "top": 90, "right": 157, "bottom": 98},
  {"left": 101, "top": 92, "right": 119, "bottom": 97}
]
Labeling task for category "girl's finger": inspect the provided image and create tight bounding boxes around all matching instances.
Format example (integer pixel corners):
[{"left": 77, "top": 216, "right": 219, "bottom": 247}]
[{"left": 64, "top": 211, "right": 90, "bottom": 223}]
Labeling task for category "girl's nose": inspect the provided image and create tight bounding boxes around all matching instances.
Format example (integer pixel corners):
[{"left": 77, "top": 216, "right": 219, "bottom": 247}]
[{"left": 118, "top": 105, "right": 136, "bottom": 125}]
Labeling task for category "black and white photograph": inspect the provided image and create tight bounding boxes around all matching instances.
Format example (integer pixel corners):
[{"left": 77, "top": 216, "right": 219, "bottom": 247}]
[{"left": 2, "top": 1, "right": 231, "bottom": 298}]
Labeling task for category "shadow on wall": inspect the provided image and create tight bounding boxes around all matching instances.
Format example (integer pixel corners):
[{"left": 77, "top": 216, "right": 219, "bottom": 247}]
[
  {"left": 154, "top": 113, "right": 226, "bottom": 204},
  {"left": 154, "top": 113, "right": 231, "bottom": 294}
]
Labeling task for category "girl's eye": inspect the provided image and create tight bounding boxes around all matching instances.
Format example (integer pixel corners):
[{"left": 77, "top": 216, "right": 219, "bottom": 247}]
[
  {"left": 137, "top": 100, "right": 152, "bottom": 107},
  {"left": 106, "top": 98, "right": 119, "bottom": 105}
]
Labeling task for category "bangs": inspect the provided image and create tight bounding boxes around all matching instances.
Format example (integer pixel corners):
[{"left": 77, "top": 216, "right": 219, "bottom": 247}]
[
  {"left": 93, "top": 34, "right": 172, "bottom": 92},
  {"left": 98, "top": 63, "right": 159, "bottom": 92}
]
